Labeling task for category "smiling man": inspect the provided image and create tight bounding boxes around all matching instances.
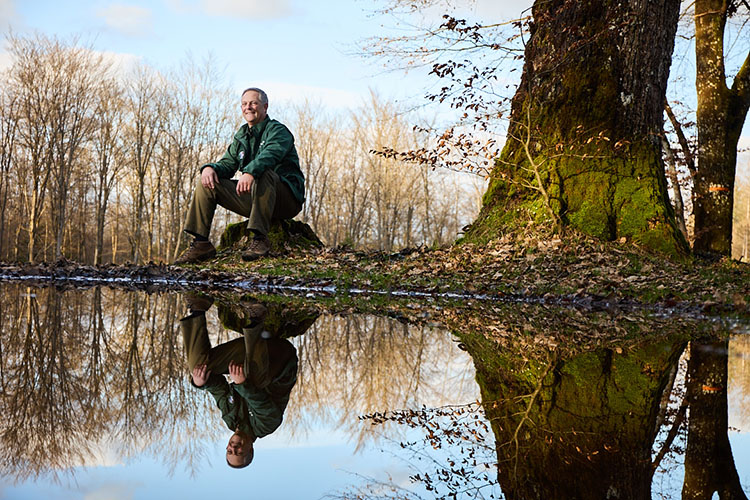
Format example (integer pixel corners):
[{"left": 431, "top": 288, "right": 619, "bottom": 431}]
[{"left": 175, "top": 87, "right": 305, "bottom": 264}]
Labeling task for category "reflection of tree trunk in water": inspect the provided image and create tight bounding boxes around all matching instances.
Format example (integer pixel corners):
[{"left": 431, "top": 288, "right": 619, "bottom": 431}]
[
  {"left": 89, "top": 288, "right": 104, "bottom": 395},
  {"left": 682, "top": 341, "right": 748, "bottom": 500},
  {"left": 464, "top": 335, "right": 686, "bottom": 500}
]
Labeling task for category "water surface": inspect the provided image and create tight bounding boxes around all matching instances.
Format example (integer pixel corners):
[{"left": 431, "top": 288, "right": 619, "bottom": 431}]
[{"left": 0, "top": 283, "right": 748, "bottom": 499}]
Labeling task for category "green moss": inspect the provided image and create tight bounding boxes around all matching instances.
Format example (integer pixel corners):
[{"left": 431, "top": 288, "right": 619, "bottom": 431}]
[
  {"left": 467, "top": 136, "right": 689, "bottom": 258},
  {"left": 568, "top": 200, "right": 612, "bottom": 239}
]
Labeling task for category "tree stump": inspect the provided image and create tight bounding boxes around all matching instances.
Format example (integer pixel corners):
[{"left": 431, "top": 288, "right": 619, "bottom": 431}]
[{"left": 218, "top": 219, "right": 323, "bottom": 254}]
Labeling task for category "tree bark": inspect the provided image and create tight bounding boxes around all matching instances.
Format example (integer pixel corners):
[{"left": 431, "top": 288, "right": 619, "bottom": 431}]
[
  {"left": 692, "top": 0, "right": 750, "bottom": 256},
  {"left": 467, "top": 0, "right": 688, "bottom": 256}
]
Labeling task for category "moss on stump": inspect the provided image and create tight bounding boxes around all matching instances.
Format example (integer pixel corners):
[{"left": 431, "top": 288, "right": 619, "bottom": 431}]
[{"left": 218, "top": 219, "right": 323, "bottom": 255}]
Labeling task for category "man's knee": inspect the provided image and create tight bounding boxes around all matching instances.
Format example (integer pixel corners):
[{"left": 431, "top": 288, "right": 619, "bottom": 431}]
[{"left": 194, "top": 179, "right": 215, "bottom": 201}]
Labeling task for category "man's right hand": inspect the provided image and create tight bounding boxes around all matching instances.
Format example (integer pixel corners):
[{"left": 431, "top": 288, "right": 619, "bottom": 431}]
[
  {"left": 228, "top": 360, "right": 246, "bottom": 384},
  {"left": 201, "top": 167, "right": 219, "bottom": 190}
]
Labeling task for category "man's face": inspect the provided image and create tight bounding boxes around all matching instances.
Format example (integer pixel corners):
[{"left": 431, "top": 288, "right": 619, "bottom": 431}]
[
  {"left": 226, "top": 431, "right": 252, "bottom": 467},
  {"left": 241, "top": 90, "right": 268, "bottom": 126}
]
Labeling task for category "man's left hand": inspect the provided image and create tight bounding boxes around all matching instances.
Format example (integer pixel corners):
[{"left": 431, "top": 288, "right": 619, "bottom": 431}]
[
  {"left": 236, "top": 173, "right": 255, "bottom": 195},
  {"left": 192, "top": 364, "right": 211, "bottom": 387}
]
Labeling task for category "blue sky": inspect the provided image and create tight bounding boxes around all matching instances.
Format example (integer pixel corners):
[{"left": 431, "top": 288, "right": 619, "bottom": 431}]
[{"left": 0, "top": 0, "right": 532, "bottom": 112}]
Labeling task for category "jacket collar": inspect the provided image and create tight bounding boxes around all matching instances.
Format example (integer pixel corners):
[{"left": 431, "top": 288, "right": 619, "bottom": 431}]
[{"left": 236, "top": 116, "right": 271, "bottom": 140}]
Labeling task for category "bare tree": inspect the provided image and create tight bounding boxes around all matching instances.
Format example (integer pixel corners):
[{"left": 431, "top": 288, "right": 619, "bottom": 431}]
[
  {"left": 0, "top": 84, "right": 19, "bottom": 260},
  {"left": 122, "top": 65, "right": 166, "bottom": 263},
  {"left": 158, "top": 55, "right": 236, "bottom": 263},
  {"left": 90, "top": 77, "right": 126, "bottom": 264}
]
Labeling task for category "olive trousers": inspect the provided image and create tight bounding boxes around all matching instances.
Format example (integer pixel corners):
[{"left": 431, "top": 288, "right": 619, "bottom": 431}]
[
  {"left": 180, "top": 312, "right": 294, "bottom": 389},
  {"left": 183, "top": 169, "right": 301, "bottom": 239}
]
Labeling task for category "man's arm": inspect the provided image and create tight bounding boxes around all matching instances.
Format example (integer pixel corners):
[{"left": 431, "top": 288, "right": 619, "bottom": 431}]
[
  {"left": 229, "top": 361, "right": 288, "bottom": 438},
  {"left": 192, "top": 365, "right": 232, "bottom": 407},
  {"left": 202, "top": 133, "right": 243, "bottom": 179},
  {"left": 241, "top": 122, "right": 294, "bottom": 178}
]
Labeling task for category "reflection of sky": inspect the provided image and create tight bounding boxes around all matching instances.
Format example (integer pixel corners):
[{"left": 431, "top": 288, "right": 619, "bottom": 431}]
[
  {"left": 729, "top": 331, "right": 750, "bottom": 433},
  {"left": 0, "top": 408, "right": 473, "bottom": 499},
  {"left": 732, "top": 433, "right": 750, "bottom": 496},
  {"left": 0, "top": 437, "right": 418, "bottom": 499},
  {"left": 653, "top": 330, "right": 750, "bottom": 499},
  {"left": 4, "top": 284, "right": 750, "bottom": 499}
]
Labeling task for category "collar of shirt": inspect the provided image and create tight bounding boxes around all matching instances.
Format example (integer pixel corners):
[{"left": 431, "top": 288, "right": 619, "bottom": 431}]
[{"left": 248, "top": 116, "right": 270, "bottom": 138}]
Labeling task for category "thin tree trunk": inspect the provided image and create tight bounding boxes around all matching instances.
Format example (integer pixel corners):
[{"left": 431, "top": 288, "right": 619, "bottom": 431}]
[
  {"left": 692, "top": 0, "right": 750, "bottom": 255},
  {"left": 662, "top": 135, "right": 688, "bottom": 239}
]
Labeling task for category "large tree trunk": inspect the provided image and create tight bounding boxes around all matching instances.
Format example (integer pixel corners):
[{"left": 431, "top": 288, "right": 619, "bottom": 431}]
[
  {"left": 692, "top": 0, "right": 750, "bottom": 256},
  {"left": 467, "top": 0, "right": 687, "bottom": 256}
]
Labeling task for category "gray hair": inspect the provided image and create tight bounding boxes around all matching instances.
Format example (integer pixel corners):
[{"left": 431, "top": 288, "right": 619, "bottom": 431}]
[{"left": 241, "top": 87, "right": 268, "bottom": 105}]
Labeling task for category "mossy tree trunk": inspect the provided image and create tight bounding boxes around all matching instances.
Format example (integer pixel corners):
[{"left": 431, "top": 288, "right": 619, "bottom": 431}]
[
  {"left": 692, "top": 0, "right": 750, "bottom": 256},
  {"left": 466, "top": 0, "right": 688, "bottom": 256}
]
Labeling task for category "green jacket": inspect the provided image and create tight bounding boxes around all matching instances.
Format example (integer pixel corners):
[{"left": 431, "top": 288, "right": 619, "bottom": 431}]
[
  {"left": 200, "top": 354, "right": 298, "bottom": 438},
  {"left": 202, "top": 116, "right": 305, "bottom": 204}
]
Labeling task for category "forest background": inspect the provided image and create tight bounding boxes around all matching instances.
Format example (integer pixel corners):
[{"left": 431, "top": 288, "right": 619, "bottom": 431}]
[{"left": 0, "top": 0, "right": 748, "bottom": 265}]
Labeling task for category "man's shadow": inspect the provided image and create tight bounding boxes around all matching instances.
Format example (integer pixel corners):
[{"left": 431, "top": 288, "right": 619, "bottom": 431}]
[{"left": 179, "top": 293, "right": 318, "bottom": 468}]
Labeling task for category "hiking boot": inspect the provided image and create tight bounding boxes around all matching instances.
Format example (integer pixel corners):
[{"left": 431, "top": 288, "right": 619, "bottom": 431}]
[
  {"left": 241, "top": 236, "right": 271, "bottom": 261},
  {"left": 185, "top": 293, "right": 214, "bottom": 313},
  {"left": 174, "top": 239, "right": 216, "bottom": 264}
]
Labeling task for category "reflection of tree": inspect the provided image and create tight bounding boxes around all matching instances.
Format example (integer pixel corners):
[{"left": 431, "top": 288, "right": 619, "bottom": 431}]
[
  {"left": 0, "top": 286, "right": 107, "bottom": 479},
  {"left": 448, "top": 307, "right": 750, "bottom": 500},
  {"left": 729, "top": 335, "right": 750, "bottom": 431},
  {"left": 465, "top": 334, "right": 685, "bottom": 500},
  {"left": 0, "top": 284, "right": 217, "bottom": 481},
  {"left": 682, "top": 340, "right": 748, "bottom": 500},
  {"left": 288, "top": 315, "right": 477, "bottom": 447}
]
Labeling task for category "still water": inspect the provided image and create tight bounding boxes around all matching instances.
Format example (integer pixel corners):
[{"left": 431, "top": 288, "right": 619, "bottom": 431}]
[{"left": 0, "top": 283, "right": 748, "bottom": 499}]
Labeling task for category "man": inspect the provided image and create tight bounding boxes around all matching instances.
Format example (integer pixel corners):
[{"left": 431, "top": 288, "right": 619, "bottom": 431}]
[
  {"left": 175, "top": 87, "right": 304, "bottom": 264},
  {"left": 181, "top": 293, "right": 299, "bottom": 468}
]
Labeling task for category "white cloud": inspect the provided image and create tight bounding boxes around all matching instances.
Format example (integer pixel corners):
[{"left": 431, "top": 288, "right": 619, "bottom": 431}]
[
  {"left": 0, "top": 46, "right": 141, "bottom": 80},
  {"left": 83, "top": 483, "right": 136, "bottom": 500},
  {"left": 96, "top": 4, "right": 153, "bottom": 37},
  {"left": 203, "top": 0, "right": 292, "bottom": 19},
  {"left": 0, "top": 0, "right": 16, "bottom": 28},
  {"left": 167, "top": 0, "right": 292, "bottom": 20},
  {"left": 472, "top": 0, "right": 533, "bottom": 20},
  {"left": 404, "top": 0, "right": 533, "bottom": 26},
  {"left": 96, "top": 50, "right": 143, "bottom": 77}
]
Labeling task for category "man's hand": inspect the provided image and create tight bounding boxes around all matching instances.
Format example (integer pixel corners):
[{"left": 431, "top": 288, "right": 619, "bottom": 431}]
[
  {"left": 201, "top": 167, "right": 219, "bottom": 190},
  {"left": 229, "top": 360, "right": 246, "bottom": 384},
  {"left": 236, "top": 173, "right": 254, "bottom": 195},
  {"left": 192, "top": 364, "right": 211, "bottom": 387}
]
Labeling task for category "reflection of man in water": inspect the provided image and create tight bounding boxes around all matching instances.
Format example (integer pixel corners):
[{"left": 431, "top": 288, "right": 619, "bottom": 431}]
[{"left": 180, "top": 295, "right": 298, "bottom": 468}]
